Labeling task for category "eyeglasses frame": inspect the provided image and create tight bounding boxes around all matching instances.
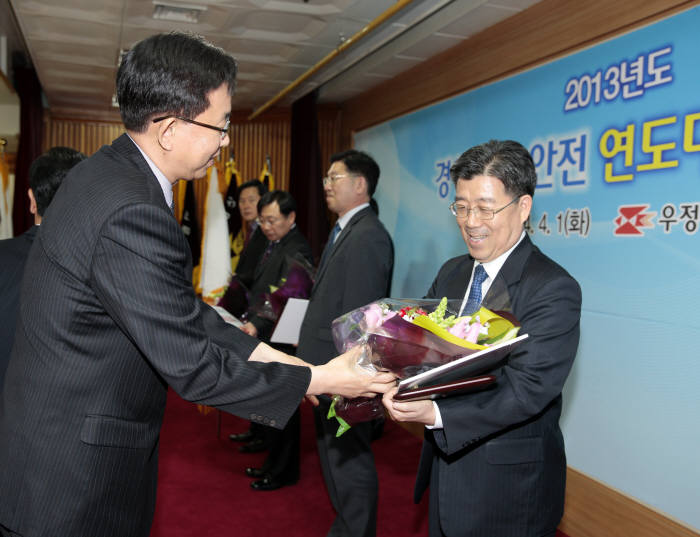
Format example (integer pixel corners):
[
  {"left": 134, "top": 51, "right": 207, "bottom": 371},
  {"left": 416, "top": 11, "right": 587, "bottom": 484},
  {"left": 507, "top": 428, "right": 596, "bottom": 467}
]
[
  {"left": 449, "top": 196, "right": 522, "bottom": 220},
  {"left": 152, "top": 115, "right": 230, "bottom": 139}
]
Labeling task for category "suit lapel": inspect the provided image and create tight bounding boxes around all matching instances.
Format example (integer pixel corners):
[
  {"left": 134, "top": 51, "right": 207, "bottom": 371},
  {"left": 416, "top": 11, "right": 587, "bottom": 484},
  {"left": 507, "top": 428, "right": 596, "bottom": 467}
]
[
  {"left": 482, "top": 234, "right": 533, "bottom": 313},
  {"left": 313, "top": 207, "right": 371, "bottom": 289}
]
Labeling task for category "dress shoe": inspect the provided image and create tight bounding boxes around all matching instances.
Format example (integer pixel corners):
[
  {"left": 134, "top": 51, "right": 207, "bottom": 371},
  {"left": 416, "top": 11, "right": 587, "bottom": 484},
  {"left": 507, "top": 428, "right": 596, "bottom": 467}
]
[
  {"left": 229, "top": 431, "right": 254, "bottom": 442},
  {"left": 250, "top": 476, "right": 295, "bottom": 491},
  {"left": 245, "top": 467, "right": 265, "bottom": 478},
  {"left": 238, "top": 438, "right": 267, "bottom": 453}
]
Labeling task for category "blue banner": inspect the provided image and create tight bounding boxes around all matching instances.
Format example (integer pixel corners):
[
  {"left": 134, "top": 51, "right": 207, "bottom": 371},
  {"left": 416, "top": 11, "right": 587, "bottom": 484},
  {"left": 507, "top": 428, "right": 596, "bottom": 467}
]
[{"left": 356, "top": 7, "right": 700, "bottom": 530}]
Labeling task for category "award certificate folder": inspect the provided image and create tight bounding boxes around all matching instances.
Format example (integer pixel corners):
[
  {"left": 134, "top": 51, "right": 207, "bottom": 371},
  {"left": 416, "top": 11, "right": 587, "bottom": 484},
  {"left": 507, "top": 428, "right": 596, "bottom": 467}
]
[
  {"left": 396, "top": 333, "right": 529, "bottom": 393},
  {"left": 394, "top": 374, "right": 497, "bottom": 401},
  {"left": 270, "top": 298, "right": 309, "bottom": 345}
]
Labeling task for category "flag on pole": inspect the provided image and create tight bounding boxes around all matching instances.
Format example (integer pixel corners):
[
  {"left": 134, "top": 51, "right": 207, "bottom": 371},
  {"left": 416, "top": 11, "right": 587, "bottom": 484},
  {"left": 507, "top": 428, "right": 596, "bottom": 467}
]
[
  {"left": 0, "top": 143, "right": 13, "bottom": 240},
  {"left": 180, "top": 179, "right": 201, "bottom": 288},
  {"left": 197, "top": 165, "right": 231, "bottom": 302},
  {"left": 224, "top": 157, "right": 246, "bottom": 273},
  {"left": 259, "top": 155, "right": 274, "bottom": 191}
]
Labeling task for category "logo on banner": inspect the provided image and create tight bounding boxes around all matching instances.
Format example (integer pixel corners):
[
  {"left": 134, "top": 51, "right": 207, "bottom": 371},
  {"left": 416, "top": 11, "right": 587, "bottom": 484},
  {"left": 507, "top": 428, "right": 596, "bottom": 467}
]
[{"left": 614, "top": 205, "right": 656, "bottom": 236}]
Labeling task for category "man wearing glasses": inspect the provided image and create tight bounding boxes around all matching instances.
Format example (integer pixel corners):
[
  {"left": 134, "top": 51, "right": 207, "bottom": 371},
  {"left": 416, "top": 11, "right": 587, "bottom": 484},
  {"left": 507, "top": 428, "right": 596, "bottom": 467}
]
[
  {"left": 0, "top": 33, "right": 395, "bottom": 537},
  {"left": 383, "top": 140, "right": 581, "bottom": 537},
  {"left": 298, "top": 149, "right": 394, "bottom": 537}
]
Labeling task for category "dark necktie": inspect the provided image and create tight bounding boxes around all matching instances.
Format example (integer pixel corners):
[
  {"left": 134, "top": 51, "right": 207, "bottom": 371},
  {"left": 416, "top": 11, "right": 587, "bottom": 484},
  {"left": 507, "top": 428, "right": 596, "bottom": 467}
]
[
  {"left": 318, "top": 222, "right": 341, "bottom": 271},
  {"left": 260, "top": 241, "right": 276, "bottom": 264},
  {"left": 464, "top": 264, "right": 488, "bottom": 315}
]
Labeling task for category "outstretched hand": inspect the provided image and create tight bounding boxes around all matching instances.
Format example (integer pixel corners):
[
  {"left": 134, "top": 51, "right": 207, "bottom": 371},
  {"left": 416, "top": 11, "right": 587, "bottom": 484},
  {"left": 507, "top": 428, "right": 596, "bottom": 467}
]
[{"left": 306, "top": 346, "right": 397, "bottom": 399}]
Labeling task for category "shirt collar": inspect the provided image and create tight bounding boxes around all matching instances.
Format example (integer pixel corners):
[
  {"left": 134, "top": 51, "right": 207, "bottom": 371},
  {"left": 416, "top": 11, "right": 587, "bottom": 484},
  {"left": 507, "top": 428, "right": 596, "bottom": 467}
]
[
  {"left": 127, "top": 133, "right": 174, "bottom": 208},
  {"left": 336, "top": 202, "right": 370, "bottom": 231},
  {"left": 477, "top": 230, "right": 527, "bottom": 281}
]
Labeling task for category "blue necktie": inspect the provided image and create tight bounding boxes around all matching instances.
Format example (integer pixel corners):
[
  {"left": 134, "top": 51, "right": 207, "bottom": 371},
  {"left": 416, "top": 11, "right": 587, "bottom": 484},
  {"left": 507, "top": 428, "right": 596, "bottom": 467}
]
[
  {"left": 318, "top": 222, "right": 341, "bottom": 271},
  {"left": 464, "top": 264, "right": 488, "bottom": 315}
]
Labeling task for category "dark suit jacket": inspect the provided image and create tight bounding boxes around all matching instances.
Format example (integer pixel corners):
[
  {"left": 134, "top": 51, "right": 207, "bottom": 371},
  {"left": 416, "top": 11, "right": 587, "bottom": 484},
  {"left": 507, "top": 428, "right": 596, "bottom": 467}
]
[
  {"left": 0, "top": 134, "right": 310, "bottom": 537},
  {"left": 416, "top": 234, "right": 581, "bottom": 537},
  {"left": 235, "top": 225, "right": 267, "bottom": 288},
  {"left": 298, "top": 207, "right": 393, "bottom": 366},
  {"left": 0, "top": 225, "right": 38, "bottom": 391},
  {"left": 247, "top": 226, "right": 313, "bottom": 341}
]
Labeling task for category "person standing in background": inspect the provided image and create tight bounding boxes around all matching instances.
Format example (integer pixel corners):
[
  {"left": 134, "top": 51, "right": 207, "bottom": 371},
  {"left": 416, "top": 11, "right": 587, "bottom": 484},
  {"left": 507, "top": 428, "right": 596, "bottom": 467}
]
[
  {"left": 0, "top": 146, "right": 86, "bottom": 392},
  {"left": 297, "top": 149, "right": 394, "bottom": 537}
]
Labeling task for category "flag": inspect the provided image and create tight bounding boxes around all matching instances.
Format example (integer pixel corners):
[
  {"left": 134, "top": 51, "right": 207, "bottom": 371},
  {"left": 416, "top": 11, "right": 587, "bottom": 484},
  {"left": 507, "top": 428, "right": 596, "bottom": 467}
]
[
  {"left": 198, "top": 165, "right": 231, "bottom": 302},
  {"left": 224, "top": 157, "right": 246, "bottom": 273},
  {"left": 181, "top": 179, "right": 201, "bottom": 287},
  {"left": 0, "top": 147, "right": 12, "bottom": 239},
  {"left": 259, "top": 156, "right": 274, "bottom": 191}
]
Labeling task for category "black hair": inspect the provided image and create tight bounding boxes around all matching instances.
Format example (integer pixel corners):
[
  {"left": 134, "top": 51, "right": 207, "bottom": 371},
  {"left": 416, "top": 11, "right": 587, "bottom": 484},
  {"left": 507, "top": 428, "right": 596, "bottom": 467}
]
[
  {"left": 29, "top": 146, "right": 86, "bottom": 216},
  {"left": 237, "top": 179, "right": 267, "bottom": 202},
  {"left": 116, "top": 32, "right": 237, "bottom": 132},
  {"left": 450, "top": 139, "right": 537, "bottom": 198},
  {"left": 329, "top": 149, "right": 380, "bottom": 198},
  {"left": 258, "top": 190, "right": 297, "bottom": 216}
]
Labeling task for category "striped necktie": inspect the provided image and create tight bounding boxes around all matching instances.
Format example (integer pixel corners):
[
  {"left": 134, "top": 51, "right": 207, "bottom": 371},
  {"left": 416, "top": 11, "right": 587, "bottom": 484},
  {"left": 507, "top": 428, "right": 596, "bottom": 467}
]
[{"left": 464, "top": 264, "right": 488, "bottom": 315}]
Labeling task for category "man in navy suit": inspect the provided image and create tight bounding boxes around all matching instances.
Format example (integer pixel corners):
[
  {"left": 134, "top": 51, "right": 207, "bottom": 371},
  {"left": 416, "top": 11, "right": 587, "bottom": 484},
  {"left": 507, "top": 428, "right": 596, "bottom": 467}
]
[
  {"left": 298, "top": 150, "right": 394, "bottom": 537},
  {"left": 0, "top": 146, "right": 85, "bottom": 392},
  {"left": 0, "top": 32, "right": 394, "bottom": 537},
  {"left": 384, "top": 140, "right": 581, "bottom": 537}
]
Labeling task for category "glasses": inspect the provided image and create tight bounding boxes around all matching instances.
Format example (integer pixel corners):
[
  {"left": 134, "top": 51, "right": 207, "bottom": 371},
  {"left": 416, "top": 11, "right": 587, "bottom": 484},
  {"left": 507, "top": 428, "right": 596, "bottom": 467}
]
[
  {"left": 152, "top": 115, "right": 230, "bottom": 140},
  {"left": 322, "top": 173, "right": 358, "bottom": 186},
  {"left": 449, "top": 196, "right": 521, "bottom": 220},
  {"left": 259, "top": 216, "right": 283, "bottom": 226}
]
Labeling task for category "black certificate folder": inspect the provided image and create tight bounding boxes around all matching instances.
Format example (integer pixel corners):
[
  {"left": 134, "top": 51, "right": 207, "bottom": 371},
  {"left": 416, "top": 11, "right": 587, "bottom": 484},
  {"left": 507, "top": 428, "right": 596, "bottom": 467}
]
[{"left": 396, "top": 334, "right": 529, "bottom": 397}]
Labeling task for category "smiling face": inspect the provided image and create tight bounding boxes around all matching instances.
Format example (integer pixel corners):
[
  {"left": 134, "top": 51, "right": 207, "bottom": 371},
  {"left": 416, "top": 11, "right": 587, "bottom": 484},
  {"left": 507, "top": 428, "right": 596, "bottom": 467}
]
[
  {"left": 259, "top": 201, "right": 295, "bottom": 242},
  {"left": 454, "top": 174, "right": 532, "bottom": 263},
  {"left": 172, "top": 83, "right": 231, "bottom": 180}
]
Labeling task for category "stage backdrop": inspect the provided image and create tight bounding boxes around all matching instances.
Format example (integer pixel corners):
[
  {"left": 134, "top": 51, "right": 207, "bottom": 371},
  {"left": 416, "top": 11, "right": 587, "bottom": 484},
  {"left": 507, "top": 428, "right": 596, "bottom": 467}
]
[{"left": 356, "top": 6, "right": 700, "bottom": 531}]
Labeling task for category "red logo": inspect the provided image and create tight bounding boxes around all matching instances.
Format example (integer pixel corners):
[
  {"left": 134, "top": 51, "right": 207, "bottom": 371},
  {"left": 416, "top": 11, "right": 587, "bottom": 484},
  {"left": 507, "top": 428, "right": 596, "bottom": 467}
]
[{"left": 614, "top": 205, "right": 656, "bottom": 236}]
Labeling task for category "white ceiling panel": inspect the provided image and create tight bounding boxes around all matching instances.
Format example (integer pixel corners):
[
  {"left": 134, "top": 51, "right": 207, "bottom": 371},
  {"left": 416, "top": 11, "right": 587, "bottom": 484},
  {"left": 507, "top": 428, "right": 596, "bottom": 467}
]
[{"left": 3, "top": 0, "right": 541, "bottom": 115}]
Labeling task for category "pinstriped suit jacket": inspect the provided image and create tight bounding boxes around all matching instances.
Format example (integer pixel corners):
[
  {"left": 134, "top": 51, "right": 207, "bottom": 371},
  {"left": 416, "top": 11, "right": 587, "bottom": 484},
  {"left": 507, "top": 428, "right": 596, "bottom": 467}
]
[
  {"left": 0, "top": 134, "right": 310, "bottom": 537},
  {"left": 416, "top": 235, "right": 581, "bottom": 537}
]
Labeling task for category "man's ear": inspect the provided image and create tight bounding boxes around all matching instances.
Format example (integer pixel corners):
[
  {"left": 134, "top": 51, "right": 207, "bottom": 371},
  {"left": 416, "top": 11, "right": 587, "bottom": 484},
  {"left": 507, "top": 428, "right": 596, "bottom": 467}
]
[
  {"left": 518, "top": 194, "right": 533, "bottom": 224},
  {"left": 155, "top": 117, "right": 178, "bottom": 151},
  {"left": 28, "top": 188, "right": 38, "bottom": 215}
]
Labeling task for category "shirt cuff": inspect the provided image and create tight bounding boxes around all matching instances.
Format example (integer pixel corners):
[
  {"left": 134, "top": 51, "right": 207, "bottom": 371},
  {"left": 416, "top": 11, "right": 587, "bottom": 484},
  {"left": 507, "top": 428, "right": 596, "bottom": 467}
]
[{"left": 425, "top": 401, "right": 443, "bottom": 429}]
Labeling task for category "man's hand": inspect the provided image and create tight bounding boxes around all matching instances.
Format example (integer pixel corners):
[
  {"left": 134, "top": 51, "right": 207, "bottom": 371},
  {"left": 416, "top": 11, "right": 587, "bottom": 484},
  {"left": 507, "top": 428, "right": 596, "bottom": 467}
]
[
  {"left": 382, "top": 387, "right": 436, "bottom": 426},
  {"left": 307, "top": 346, "right": 396, "bottom": 399},
  {"left": 241, "top": 322, "right": 258, "bottom": 337}
]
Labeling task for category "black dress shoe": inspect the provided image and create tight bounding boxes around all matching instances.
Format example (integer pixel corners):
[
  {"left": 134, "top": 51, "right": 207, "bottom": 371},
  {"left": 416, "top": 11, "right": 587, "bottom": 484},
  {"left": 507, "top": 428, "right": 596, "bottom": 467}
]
[
  {"left": 245, "top": 467, "right": 265, "bottom": 478},
  {"left": 229, "top": 431, "right": 254, "bottom": 442},
  {"left": 238, "top": 438, "right": 267, "bottom": 453},
  {"left": 250, "top": 476, "right": 292, "bottom": 491}
]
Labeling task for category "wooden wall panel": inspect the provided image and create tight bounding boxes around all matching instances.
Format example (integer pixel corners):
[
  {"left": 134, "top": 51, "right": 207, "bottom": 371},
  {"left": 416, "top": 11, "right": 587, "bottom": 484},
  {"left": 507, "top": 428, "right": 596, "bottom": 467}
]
[
  {"left": 43, "top": 116, "right": 124, "bottom": 156},
  {"left": 341, "top": 0, "right": 699, "bottom": 143}
]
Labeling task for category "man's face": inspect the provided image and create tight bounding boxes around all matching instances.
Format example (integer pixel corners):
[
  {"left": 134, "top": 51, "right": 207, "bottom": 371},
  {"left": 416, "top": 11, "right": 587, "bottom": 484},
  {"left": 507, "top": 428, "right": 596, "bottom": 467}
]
[
  {"left": 173, "top": 83, "right": 231, "bottom": 180},
  {"left": 324, "top": 160, "right": 365, "bottom": 217},
  {"left": 259, "top": 201, "right": 295, "bottom": 242},
  {"left": 238, "top": 186, "right": 260, "bottom": 223},
  {"left": 454, "top": 175, "right": 531, "bottom": 263}
]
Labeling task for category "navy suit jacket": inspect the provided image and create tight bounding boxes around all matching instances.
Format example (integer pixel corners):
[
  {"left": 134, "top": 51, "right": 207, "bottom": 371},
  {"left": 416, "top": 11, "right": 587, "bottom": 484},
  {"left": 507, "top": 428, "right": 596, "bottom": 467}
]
[
  {"left": 416, "top": 234, "right": 581, "bottom": 537},
  {"left": 0, "top": 135, "right": 310, "bottom": 537},
  {"left": 297, "top": 207, "right": 393, "bottom": 366},
  {"left": 0, "top": 225, "right": 38, "bottom": 391}
]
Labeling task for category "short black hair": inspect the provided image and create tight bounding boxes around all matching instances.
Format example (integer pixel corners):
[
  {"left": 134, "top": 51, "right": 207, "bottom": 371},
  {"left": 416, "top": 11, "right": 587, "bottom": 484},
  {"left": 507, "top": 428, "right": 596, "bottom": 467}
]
[
  {"left": 116, "top": 32, "right": 237, "bottom": 132},
  {"left": 237, "top": 179, "right": 267, "bottom": 202},
  {"left": 330, "top": 149, "right": 380, "bottom": 197},
  {"left": 450, "top": 140, "right": 537, "bottom": 198},
  {"left": 29, "top": 147, "right": 86, "bottom": 216},
  {"left": 258, "top": 190, "right": 297, "bottom": 216}
]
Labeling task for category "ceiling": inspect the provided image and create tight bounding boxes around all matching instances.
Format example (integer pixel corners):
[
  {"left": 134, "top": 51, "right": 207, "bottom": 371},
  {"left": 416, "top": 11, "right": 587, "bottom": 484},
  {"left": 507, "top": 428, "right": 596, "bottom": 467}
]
[{"left": 2, "top": 0, "right": 540, "bottom": 119}]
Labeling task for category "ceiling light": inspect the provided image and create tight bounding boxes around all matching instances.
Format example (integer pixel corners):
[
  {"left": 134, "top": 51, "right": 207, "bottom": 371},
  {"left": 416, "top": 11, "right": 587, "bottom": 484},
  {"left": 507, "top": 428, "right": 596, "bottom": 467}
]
[{"left": 152, "top": 1, "right": 207, "bottom": 24}]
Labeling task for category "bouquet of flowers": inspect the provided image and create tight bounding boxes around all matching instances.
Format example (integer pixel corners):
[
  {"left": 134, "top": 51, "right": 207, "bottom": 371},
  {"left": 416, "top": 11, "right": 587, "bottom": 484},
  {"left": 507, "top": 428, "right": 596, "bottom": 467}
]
[
  {"left": 327, "top": 298, "right": 520, "bottom": 436},
  {"left": 217, "top": 274, "right": 250, "bottom": 319},
  {"left": 247, "top": 255, "right": 315, "bottom": 323}
]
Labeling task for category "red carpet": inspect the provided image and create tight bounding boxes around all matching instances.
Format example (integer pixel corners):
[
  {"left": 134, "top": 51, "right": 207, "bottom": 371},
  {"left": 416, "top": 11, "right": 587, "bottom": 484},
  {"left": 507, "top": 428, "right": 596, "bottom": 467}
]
[{"left": 151, "top": 390, "right": 569, "bottom": 537}]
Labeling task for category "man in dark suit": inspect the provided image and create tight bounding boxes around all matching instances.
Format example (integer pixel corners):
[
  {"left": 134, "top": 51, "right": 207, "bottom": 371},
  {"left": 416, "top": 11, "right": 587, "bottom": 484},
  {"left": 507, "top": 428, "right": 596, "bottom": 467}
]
[
  {"left": 232, "top": 178, "right": 268, "bottom": 286},
  {"left": 0, "top": 146, "right": 85, "bottom": 392},
  {"left": 297, "top": 150, "right": 394, "bottom": 537},
  {"left": 239, "top": 190, "right": 313, "bottom": 490},
  {"left": 383, "top": 140, "right": 581, "bottom": 537},
  {"left": 0, "top": 33, "right": 394, "bottom": 537}
]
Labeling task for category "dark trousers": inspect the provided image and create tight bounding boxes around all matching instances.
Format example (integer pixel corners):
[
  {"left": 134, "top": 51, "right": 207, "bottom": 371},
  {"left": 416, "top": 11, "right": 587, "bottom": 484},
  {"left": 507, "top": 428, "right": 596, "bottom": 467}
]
[
  {"left": 313, "top": 399, "right": 378, "bottom": 537},
  {"left": 260, "top": 406, "right": 300, "bottom": 483}
]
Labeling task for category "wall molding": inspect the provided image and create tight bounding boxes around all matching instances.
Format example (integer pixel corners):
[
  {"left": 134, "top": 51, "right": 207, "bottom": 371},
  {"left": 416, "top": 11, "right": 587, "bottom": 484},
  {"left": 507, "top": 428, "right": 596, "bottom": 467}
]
[{"left": 561, "top": 467, "right": 699, "bottom": 537}]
